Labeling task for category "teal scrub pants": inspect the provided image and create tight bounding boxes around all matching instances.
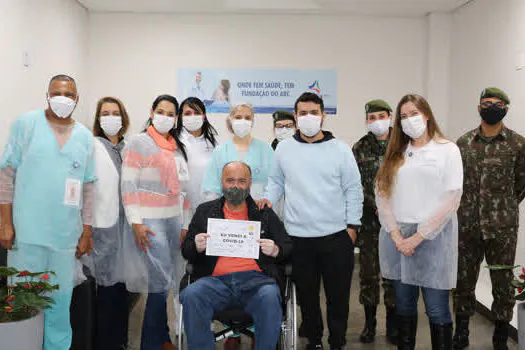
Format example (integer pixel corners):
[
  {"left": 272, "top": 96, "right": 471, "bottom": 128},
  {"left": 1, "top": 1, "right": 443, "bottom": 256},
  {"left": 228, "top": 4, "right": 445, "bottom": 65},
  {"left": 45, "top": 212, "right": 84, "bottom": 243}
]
[{"left": 9, "top": 243, "right": 76, "bottom": 350}]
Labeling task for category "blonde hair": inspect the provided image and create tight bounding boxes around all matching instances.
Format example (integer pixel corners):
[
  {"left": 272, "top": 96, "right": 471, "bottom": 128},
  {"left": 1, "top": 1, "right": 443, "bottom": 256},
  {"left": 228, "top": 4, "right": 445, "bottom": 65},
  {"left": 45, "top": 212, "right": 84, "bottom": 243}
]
[
  {"left": 226, "top": 102, "right": 254, "bottom": 133},
  {"left": 375, "top": 94, "right": 446, "bottom": 198}
]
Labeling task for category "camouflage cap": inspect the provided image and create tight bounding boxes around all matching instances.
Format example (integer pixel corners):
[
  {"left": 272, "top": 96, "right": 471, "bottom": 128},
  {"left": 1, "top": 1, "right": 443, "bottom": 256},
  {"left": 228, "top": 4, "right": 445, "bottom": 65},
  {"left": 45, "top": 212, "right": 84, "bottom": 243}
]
[
  {"left": 480, "top": 87, "right": 510, "bottom": 105},
  {"left": 365, "top": 99, "right": 392, "bottom": 114},
  {"left": 272, "top": 110, "right": 295, "bottom": 124}
]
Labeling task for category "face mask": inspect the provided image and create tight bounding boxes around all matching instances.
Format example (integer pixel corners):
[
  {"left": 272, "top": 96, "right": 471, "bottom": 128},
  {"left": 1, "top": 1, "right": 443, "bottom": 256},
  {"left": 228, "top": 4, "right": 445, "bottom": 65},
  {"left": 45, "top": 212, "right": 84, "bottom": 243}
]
[
  {"left": 231, "top": 119, "right": 252, "bottom": 138},
  {"left": 401, "top": 115, "right": 427, "bottom": 139},
  {"left": 480, "top": 105, "right": 507, "bottom": 125},
  {"left": 48, "top": 95, "right": 76, "bottom": 119},
  {"left": 183, "top": 115, "right": 204, "bottom": 132},
  {"left": 275, "top": 127, "right": 295, "bottom": 142},
  {"left": 223, "top": 186, "right": 250, "bottom": 205},
  {"left": 367, "top": 119, "right": 390, "bottom": 137},
  {"left": 100, "top": 116, "right": 122, "bottom": 136},
  {"left": 153, "top": 114, "right": 175, "bottom": 134},
  {"left": 297, "top": 114, "right": 322, "bottom": 137}
]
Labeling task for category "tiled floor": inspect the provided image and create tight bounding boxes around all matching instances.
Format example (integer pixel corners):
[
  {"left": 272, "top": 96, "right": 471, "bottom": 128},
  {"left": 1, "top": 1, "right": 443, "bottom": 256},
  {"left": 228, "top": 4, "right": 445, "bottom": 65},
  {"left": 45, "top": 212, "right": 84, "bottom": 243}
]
[{"left": 128, "top": 264, "right": 519, "bottom": 349}]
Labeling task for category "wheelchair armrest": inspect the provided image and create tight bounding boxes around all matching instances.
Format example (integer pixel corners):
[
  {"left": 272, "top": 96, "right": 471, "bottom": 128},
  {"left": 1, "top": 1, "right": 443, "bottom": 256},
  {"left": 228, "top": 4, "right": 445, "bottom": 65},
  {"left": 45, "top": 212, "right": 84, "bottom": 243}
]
[
  {"left": 186, "top": 263, "right": 194, "bottom": 275},
  {"left": 285, "top": 264, "right": 292, "bottom": 277}
]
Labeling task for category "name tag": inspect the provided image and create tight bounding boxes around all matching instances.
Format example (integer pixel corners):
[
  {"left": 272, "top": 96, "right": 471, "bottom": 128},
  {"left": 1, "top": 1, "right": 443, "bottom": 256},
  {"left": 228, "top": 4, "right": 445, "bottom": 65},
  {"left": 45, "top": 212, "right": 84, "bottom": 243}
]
[
  {"left": 64, "top": 178, "right": 82, "bottom": 207},
  {"left": 176, "top": 157, "right": 190, "bottom": 181}
]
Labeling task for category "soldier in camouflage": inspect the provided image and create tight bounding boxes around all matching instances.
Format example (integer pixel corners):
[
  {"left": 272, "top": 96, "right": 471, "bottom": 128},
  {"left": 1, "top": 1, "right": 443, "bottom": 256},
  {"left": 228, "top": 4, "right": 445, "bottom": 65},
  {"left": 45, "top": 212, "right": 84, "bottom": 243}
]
[
  {"left": 453, "top": 87, "right": 525, "bottom": 350},
  {"left": 352, "top": 100, "right": 397, "bottom": 344}
]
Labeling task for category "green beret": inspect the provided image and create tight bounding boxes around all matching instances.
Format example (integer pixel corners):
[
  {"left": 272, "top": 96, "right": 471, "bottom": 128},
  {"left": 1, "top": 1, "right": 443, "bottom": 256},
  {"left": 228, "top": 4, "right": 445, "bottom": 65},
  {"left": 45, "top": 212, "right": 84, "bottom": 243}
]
[
  {"left": 272, "top": 110, "right": 295, "bottom": 123},
  {"left": 365, "top": 99, "right": 392, "bottom": 114},
  {"left": 480, "top": 87, "right": 510, "bottom": 105}
]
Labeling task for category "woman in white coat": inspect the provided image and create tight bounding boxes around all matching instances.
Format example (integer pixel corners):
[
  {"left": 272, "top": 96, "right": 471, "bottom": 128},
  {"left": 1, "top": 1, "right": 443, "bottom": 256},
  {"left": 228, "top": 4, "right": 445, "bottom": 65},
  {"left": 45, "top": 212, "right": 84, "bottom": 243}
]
[{"left": 91, "top": 96, "right": 131, "bottom": 350}]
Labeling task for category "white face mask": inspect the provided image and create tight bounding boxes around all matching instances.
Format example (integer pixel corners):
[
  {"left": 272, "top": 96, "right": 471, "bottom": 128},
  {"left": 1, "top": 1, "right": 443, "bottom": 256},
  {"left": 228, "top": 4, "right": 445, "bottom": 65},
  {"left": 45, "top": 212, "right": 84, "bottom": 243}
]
[
  {"left": 231, "top": 119, "right": 252, "bottom": 138},
  {"left": 401, "top": 115, "right": 427, "bottom": 139},
  {"left": 48, "top": 95, "right": 77, "bottom": 119},
  {"left": 297, "top": 114, "right": 322, "bottom": 137},
  {"left": 100, "top": 116, "right": 122, "bottom": 136},
  {"left": 183, "top": 115, "right": 204, "bottom": 132},
  {"left": 367, "top": 119, "right": 390, "bottom": 137},
  {"left": 275, "top": 127, "right": 295, "bottom": 142},
  {"left": 153, "top": 114, "right": 175, "bottom": 134}
]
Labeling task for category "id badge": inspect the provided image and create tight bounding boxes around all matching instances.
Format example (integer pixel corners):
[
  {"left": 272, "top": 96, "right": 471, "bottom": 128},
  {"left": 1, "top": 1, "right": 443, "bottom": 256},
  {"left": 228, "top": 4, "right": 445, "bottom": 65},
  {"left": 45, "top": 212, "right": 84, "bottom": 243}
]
[
  {"left": 176, "top": 157, "right": 190, "bottom": 181},
  {"left": 64, "top": 178, "right": 82, "bottom": 207}
]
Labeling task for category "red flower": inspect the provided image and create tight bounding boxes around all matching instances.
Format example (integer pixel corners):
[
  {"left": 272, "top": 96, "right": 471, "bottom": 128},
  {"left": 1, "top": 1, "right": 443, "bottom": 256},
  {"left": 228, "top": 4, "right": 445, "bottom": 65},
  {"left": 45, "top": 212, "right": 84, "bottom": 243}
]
[
  {"left": 17, "top": 270, "right": 30, "bottom": 277},
  {"left": 520, "top": 274, "right": 525, "bottom": 280},
  {"left": 5, "top": 295, "right": 15, "bottom": 303},
  {"left": 40, "top": 274, "right": 50, "bottom": 281},
  {"left": 518, "top": 287, "right": 524, "bottom": 294},
  {"left": 37, "top": 283, "right": 44, "bottom": 289},
  {"left": 23, "top": 283, "right": 31, "bottom": 289},
  {"left": 522, "top": 267, "right": 525, "bottom": 274},
  {"left": 3, "top": 306, "right": 13, "bottom": 313}
]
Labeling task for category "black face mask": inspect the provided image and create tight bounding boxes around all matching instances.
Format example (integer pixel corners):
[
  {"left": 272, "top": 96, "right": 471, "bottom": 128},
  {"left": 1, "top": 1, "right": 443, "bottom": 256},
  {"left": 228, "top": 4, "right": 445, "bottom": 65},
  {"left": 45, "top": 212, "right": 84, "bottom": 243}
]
[
  {"left": 480, "top": 105, "right": 507, "bottom": 125},
  {"left": 223, "top": 186, "right": 250, "bottom": 206}
]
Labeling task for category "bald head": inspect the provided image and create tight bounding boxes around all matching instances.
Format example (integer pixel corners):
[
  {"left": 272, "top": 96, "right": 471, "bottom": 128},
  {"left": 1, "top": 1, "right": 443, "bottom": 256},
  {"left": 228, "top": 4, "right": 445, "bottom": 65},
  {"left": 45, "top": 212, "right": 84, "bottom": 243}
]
[{"left": 221, "top": 161, "right": 252, "bottom": 193}]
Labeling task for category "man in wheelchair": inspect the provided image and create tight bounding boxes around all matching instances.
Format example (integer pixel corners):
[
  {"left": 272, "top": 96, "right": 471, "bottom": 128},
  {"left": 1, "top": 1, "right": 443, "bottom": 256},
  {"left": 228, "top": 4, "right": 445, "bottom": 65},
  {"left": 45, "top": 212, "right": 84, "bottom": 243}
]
[{"left": 180, "top": 161, "right": 292, "bottom": 349}]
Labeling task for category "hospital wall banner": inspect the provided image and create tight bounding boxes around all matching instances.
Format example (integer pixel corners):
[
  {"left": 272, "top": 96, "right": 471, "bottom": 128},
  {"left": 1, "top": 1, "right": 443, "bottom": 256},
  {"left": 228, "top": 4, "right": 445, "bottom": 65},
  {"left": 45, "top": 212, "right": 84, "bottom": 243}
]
[{"left": 177, "top": 68, "right": 338, "bottom": 114}]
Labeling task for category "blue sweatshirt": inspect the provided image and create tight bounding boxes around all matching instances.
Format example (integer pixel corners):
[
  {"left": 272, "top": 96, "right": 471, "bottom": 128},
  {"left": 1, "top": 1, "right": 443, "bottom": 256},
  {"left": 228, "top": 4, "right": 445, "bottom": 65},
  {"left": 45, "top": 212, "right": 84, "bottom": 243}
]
[{"left": 265, "top": 131, "right": 363, "bottom": 238}]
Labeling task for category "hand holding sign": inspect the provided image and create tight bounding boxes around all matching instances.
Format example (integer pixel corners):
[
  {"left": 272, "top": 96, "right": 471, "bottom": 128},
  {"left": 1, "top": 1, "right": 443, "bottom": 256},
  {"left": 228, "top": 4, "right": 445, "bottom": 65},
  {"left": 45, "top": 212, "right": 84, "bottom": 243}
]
[
  {"left": 195, "top": 233, "right": 210, "bottom": 253},
  {"left": 258, "top": 239, "right": 279, "bottom": 258}
]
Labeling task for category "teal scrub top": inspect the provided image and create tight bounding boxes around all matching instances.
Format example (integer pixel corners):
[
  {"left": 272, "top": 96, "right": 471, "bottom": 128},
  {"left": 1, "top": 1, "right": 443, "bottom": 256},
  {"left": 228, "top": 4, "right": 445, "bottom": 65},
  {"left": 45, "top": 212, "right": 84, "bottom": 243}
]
[
  {"left": 202, "top": 138, "right": 274, "bottom": 200},
  {"left": 1, "top": 110, "right": 96, "bottom": 250}
]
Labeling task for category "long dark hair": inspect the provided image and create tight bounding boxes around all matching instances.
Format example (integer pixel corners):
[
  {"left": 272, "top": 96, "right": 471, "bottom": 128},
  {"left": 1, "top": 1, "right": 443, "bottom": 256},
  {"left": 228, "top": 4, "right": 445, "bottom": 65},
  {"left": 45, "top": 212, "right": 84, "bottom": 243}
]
[
  {"left": 176, "top": 97, "right": 219, "bottom": 147},
  {"left": 144, "top": 94, "right": 188, "bottom": 161}
]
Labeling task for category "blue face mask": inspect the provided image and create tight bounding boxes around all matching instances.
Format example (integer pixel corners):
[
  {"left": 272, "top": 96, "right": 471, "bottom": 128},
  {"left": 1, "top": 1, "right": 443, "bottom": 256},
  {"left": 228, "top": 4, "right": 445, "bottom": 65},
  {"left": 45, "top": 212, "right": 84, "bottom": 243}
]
[{"left": 222, "top": 186, "right": 250, "bottom": 205}]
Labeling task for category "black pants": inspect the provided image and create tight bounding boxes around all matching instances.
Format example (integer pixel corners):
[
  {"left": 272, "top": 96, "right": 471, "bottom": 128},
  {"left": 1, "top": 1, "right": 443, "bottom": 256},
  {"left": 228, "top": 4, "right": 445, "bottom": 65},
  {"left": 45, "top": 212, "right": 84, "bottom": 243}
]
[
  {"left": 292, "top": 230, "right": 355, "bottom": 348},
  {"left": 96, "top": 283, "right": 131, "bottom": 350}
]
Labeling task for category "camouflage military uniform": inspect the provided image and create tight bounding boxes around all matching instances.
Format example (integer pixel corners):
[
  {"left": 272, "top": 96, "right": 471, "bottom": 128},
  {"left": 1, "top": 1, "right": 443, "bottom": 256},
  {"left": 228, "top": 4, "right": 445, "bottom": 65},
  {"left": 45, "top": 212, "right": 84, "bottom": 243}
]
[
  {"left": 453, "top": 126, "right": 525, "bottom": 322},
  {"left": 352, "top": 132, "right": 395, "bottom": 308}
]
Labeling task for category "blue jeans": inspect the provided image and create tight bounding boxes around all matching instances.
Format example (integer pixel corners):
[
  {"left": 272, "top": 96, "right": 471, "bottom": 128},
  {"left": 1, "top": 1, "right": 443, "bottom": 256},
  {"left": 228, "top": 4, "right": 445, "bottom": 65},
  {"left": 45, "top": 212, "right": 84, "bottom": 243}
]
[
  {"left": 141, "top": 292, "right": 171, "bottom": 350},
  {"left": 180, "top": 271, "right": 282, "bottom": 350},
  {"left": 393, "top": 280, "right": 452, "bottom": 324}
]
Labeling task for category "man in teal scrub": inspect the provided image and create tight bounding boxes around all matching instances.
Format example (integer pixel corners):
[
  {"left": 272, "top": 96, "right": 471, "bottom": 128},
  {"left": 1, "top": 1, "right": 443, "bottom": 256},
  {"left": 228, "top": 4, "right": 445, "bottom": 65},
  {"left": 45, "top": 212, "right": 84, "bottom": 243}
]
[{"left": 0, "top": 74, "right": 96, "bottom": 350}]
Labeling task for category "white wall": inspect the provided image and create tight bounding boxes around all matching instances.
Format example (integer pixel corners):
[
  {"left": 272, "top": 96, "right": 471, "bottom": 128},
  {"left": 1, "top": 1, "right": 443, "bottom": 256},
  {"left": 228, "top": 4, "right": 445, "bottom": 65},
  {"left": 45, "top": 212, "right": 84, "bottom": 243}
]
[
  {"left": 86, "top": 13, "right": 427, "bottom": 145},
  {"left": 450, "top": 0, "right": 525, "bottom": 327},
  {"left": 0, "top": 0, "right": 89, "bottom": 145}
]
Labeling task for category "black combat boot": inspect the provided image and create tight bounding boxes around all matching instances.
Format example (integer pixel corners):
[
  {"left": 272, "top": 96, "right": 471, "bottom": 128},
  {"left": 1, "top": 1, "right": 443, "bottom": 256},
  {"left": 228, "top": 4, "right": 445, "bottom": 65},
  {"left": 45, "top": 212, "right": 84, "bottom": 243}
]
[
  {"left": 397, "top": 314, "right": 417, "bottom": 350},
  {"left": 452, "top": 316, "right": 469, "bottom": 349},
  {"left": 359, "top": 305, "right": 377, "bottom": 343},
  {"left": 386, "top": 307, "right": 399, "bottom": 344},
  {"left": 430, "top": 323, "right": 453, "bottom": 349},
  {"left": 492, "top": 320, "right": 509, "bottom": 350}
]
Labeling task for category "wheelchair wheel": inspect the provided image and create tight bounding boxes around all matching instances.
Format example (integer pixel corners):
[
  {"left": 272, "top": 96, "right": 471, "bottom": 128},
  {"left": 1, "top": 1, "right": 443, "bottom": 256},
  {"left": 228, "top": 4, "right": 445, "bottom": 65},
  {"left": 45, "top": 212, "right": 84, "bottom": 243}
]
[
  {"left": 279, "top": 281, "right": 297, "bottom": 349},
  {"left": 177, "top": 304, "right": 188, "bottom": 350}
]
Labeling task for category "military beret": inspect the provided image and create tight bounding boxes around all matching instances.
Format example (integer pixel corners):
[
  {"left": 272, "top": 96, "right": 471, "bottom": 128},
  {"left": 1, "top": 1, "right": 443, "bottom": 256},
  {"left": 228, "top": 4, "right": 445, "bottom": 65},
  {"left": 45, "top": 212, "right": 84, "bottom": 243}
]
[
  {"left": 272, "top": 110, "right": 295, "bottom": 123},
  {"left": 365, "top": 99, "right": 392, "bottom": 113},
  {"left": 480, "top": 87, "right": 510, "bottom": 105}
]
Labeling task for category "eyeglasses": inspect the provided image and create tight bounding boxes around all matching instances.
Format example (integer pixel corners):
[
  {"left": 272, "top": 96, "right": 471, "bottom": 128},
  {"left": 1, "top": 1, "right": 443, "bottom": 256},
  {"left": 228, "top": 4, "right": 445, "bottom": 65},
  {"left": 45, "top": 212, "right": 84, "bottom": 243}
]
[
  {"left": 481, "top": 101, "right": 507, "bottom": 109},
  {"left": 275, "top": 123, "right": 295, "bottom": 129}
]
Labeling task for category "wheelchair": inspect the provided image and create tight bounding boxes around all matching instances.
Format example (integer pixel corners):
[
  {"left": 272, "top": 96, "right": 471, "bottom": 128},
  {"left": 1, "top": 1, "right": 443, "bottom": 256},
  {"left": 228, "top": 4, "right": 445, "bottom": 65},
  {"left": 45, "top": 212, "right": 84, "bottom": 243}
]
[{"left": 177, "top": 263, "right": 298, "bottom": 349}]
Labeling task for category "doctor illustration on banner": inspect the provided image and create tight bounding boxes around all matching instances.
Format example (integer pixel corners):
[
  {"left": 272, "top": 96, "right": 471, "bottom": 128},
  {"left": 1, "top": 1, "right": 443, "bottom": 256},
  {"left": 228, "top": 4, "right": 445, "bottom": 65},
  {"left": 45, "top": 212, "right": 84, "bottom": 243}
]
[
  {"left": 202, "top": 102, "right": 275, "bottom": 202},
  {"left": 188, "top": 72, "right": 207, "bottom": 101},
  {"left": 0, "top": 74, "right": 96, "bottom": 350}
]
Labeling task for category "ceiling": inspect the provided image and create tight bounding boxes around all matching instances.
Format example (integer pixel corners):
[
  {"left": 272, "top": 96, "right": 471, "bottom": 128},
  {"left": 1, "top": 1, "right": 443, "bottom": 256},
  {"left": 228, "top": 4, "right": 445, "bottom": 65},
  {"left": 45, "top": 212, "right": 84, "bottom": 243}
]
[{"left": 78, "top": 0, "right": 472, "bottom": 17}]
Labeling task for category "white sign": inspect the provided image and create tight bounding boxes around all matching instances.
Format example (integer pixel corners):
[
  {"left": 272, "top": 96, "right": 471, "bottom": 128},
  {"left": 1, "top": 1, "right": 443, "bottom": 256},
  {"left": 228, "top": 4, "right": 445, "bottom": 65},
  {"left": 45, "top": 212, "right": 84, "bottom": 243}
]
[{"left": 206, "top": 218, "right": 261, "bottom": 259}]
